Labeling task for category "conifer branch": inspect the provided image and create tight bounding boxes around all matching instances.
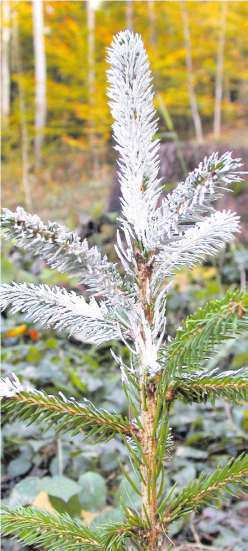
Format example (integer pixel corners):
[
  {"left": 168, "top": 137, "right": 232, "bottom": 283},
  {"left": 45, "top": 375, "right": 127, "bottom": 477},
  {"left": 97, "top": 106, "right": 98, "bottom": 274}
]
[
  {"left": 100, "top": 516, "right": 146, "bottom": 550},
  {"left": 107, "top": 31, "right": 161, "bottom": 243},
  {"left": 161, "top": 454, "right": 248, "bottom": 523},
  {"left": 1, "top": 207, "right": 126, "bottom": 300},
  {"left": 1, "top": 507, "right": 102, "bottom": 551},
  {"left": 166, "top": 151, "right": 243, "bottom": 224},
  {"left": 153, "top": 210, "right": 240, "bottom": 286},
  {"left": 0, "top": 282, "right": 123, "bottom": 345},
  {"left": 168, "top": 376, "right": 248, "bottom": 404},
  {"left": 0, "top": 376, "right": 134, "bottom": 440},
  {"left": 163, "top": 291, "right": 248, "bottom": 376},
  {"left": 145, "top": 151, "right": 243, "bottom": 250}
]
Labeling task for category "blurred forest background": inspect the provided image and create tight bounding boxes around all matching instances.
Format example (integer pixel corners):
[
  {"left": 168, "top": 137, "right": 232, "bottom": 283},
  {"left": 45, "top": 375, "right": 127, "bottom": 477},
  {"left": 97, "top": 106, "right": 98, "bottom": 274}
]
[
  {"left": 1, "top": 2, "right": 248, "bottom": 550},
  {"left": 1, "top": 0, "right": 248, "bottom": 219}
]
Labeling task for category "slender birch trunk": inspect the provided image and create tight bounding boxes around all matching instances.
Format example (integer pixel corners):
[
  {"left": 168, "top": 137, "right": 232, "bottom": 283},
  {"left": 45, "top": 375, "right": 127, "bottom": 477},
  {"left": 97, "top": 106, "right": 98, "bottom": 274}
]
[
  {"left": 126, "top": 0, "right": 133, "bottom": 31},
  {"left": 148, "top": 0, "right": 156, "bottom": 46},
  {"left": 32, "top": 0, "right": 46, "bottom": 168},
  {"left": 1, "top": 0, "right": 11, "bottom": 125},
  {"left": 179, "top": 0, "right": 203, "bottom": 144},
  {"left": 87, "top": 0, "right": 95, "bottom": 106},
  {"left": 86, "top": 0, "right": 98, "bottom": 176},
  {"left": 12, "top": 10, "right": 32, "bottom": 211},
  {"left": 213, "top": 1, "right": 227, "bottom": 140}
]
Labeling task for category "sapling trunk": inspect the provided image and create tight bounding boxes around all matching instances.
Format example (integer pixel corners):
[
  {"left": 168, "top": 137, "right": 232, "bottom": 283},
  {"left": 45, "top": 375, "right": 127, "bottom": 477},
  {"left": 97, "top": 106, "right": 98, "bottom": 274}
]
[
  {"left": 136, "top": 255, "right": 169, "bottom": 549},
  {"left": 140, "top": 376, "right": 172, "bottom": 549},
  {"left": 136, "top": 255, "right": 159, "bottom": 548},
  {"left": 140, "top": 386, "right": 159, "bottom": 549}
]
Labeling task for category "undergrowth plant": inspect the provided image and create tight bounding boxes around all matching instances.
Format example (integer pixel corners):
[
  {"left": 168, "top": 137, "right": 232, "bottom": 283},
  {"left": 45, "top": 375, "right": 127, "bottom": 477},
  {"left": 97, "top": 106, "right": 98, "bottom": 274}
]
[{"left": 1, "top": 31, "right": 248, "bottom": 551}]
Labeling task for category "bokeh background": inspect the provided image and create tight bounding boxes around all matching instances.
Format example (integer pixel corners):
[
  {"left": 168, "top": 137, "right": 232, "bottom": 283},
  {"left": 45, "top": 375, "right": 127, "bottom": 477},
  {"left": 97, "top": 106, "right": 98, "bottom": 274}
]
[
  {"left": 2, "top": 0, "right": 248, "bottom": 220},
  {"left": 1, "top": 2, "right": 248, "bottom": 550}
]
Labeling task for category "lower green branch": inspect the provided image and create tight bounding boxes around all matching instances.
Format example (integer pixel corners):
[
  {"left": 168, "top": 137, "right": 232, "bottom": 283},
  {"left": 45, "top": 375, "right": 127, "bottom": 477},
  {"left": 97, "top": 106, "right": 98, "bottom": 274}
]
[
  {"left": 1, "top": 377, "right": 134, "bottom": 441},
  {"left": 161, "top": 454, "right": 248, "bottom": 523},
  {"left": 100, "top": 516, "right": 147, "bottom": 550},
  {"left": 168, "top": 377, "right": 248, "bottom": 404},
  {"left": 164, "top": 291, "right": 248, "bottom": 375},
  {"left": 1, "top": 507, "right": 102, "bottom": 551}
]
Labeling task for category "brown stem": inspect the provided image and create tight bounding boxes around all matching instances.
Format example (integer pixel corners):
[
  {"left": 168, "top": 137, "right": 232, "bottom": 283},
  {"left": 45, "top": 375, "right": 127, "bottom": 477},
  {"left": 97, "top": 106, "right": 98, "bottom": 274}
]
[
  {"left": 136, "top": 253, "right": 167, "bottom": 549},
  {"left": 140, "top": 381, "right": 159, "bottom": 550}
]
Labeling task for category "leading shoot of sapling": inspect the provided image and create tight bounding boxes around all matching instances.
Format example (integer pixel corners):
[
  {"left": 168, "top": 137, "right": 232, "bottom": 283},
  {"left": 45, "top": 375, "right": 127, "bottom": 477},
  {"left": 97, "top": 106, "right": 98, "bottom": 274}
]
[{"left": 1, "top": 30, "right": 248, "bottom": 551}]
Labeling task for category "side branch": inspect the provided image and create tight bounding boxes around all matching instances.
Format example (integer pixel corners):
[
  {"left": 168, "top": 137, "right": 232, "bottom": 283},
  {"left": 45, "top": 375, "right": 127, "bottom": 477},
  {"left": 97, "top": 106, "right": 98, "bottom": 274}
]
[
  {"left": 1, "top": 507, "right": 102, "bottom": 550},
  {"left": 0, "top": 282, "right": 122, "bottom": 345},
  {"left": 101, "top": 516, "right": 147, "bottom": 549},
  {"left": 167, "top": 151, "right": 243, "bottom": 222},
  {"left": 168, "top": 377, "right": 248, "bottom": 404},
  {"left": 1, "top": 207, "right": 125, "bottom": 298},
  {"left": 164, "top": 291, "right": 248, "bottom": 375},
  {"left": 1, "top": 377, "right": 135, "bottom": 441},
  {"left": 161, "top": 454, "right": 248, "bottom": 524}
]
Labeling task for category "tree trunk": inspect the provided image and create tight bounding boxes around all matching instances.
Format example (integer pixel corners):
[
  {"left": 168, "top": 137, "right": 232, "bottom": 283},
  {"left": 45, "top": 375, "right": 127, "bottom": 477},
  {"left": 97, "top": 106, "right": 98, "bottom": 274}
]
[
  {"left": 148, "top": 0, "right": 156, "bottom": 46},
  {"left": 86, "top": 0, "right": 98, "bottom": 177},
  {"left": 213, "top": 1, "right": 227, "bottom": 140},
  {"left": 1, "top": 0, "right": 11, "bottom": 124},
  {"left": 32, "top": 0, "right": 46, "bottom": 168},
  {"left": 12, "top": 9, "right": 32, "bottom": 211},
  {"left": 136, "top": 260, "right": 172, "bottom": 551},
  {"left": 126, "top": 0, "right": 133, "bottom": 31},
  {"left": 179, "top": 0, "right": 203, "bottom": 144},
  {"left": 87, "top": 0, "right": 95, "bottom": 102},
  {"left": 140, "top": 386, "right": 158, "bottom": 550}
]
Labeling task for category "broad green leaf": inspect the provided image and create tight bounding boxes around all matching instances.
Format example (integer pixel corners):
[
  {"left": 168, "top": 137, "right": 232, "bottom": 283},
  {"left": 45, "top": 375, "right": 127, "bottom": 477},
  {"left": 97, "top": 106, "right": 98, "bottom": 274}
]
[
  {"left": 175, "top": 445, "right": 208, "bottom": 459},
  {"left": 39, "top": 476, "right": 80, "bottom": 503},
  {"left": 8, "top": 455, "right": 31, "bottom": 478},
  {"left": 8, "top": 477, "right": 40, "bottom": 507},
  {"left": 78, "top": 471, "right": 107, "bottom": 512}
]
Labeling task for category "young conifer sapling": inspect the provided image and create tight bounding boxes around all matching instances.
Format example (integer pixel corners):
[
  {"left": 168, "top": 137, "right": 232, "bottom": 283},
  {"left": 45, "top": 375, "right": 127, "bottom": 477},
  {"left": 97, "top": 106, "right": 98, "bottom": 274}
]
[{"left": 1, "top": 30, "right": 248, "bottom": 551}]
